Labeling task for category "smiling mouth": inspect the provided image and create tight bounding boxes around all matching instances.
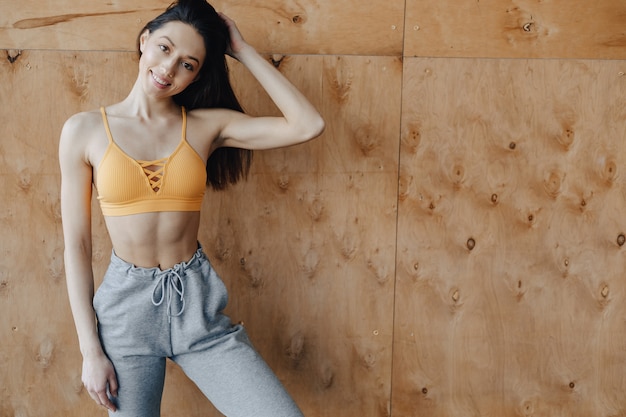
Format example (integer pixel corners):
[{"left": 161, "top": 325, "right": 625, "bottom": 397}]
[{"left": 151, "top": 71, "right": 172, "bottom": 87}]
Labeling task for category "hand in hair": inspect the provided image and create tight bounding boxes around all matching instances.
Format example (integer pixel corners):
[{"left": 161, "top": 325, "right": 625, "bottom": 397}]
[{"left": 218, "top": 13, "right": 248, "bottom": 59}]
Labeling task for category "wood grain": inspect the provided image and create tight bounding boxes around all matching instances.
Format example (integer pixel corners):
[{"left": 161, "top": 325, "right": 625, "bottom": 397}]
[
  {"left": 2, "top": 0, "right": 626, "bottom": 415},
  {"left": 200, "top": 54, "right": 402, "bottom": 416},
  {"left": 0, "top": 50, "right": 400, "bottom": 416},
  {"left": 393, "top": 57, "right": 626, "bottom": 417},
  {"left": 405, "top": 0, "right": 626, "bottom": 59},
  {"left": 0, "top": 0, "right": 404, "bottom": 55}
]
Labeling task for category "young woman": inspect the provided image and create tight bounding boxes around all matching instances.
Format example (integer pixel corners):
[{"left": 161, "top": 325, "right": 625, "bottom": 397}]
[{"left": 59, "top": 1, "right": 324, "bottom": 415}]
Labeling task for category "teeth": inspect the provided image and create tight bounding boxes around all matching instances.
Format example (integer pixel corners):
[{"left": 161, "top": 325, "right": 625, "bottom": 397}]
[{"left": 151, "top": 72, "right": 170, "bottom": 86}]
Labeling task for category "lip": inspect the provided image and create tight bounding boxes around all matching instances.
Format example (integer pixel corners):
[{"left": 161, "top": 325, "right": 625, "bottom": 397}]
[{"left": 150, "top": 71, "right": 172, "bottom": 89}]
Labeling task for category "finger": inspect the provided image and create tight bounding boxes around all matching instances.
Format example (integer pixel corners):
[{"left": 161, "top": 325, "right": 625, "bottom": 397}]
[
  {"left": 96, "top": 389, "right": 117, "bottom": 412},
  {"left": 87, "top": 390, "right": 103, "bottom": 406},
  {"left": 109, "top": 374, "right": 119, "bottom": 398}
]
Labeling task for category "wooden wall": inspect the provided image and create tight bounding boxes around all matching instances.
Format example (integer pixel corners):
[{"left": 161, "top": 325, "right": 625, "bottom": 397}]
[{"left": 1, "top": 0, "right": 625, "bottom": 416}]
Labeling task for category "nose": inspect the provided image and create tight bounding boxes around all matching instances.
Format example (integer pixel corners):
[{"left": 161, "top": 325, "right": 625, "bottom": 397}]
[{"left": 161, "top": 58, "right": 177, "bottom": 78}]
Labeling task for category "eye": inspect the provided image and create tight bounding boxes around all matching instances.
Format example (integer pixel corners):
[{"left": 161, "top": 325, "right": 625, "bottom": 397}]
[
  {"left": 182, "top": 62, "right": 194, "bottom": 71},
  {"left": 159, "top": 44, "right": 169, "bottom": 53}
]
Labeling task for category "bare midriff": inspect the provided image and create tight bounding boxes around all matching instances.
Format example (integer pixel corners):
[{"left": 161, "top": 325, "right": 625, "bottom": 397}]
[{"left": 104, "top": 210, "right": 201, "bottom": 270}]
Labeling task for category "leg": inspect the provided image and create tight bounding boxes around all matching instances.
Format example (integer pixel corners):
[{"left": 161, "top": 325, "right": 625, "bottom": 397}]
[
  {"left": 104, "top": 355, "right": 166, "bottom": 417},
  {"left": 94, "top": 252, "right": 172, "bottom": 417},
  {"left": 173, "top": 325, "right": 304, "bottom": 417}
]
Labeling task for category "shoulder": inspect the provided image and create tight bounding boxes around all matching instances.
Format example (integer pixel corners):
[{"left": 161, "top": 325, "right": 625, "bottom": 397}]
[
  {"left": 59, "top": 109, "right": 105, "bottom": 162},
  {"left": 61, "top": 109, "right": 102, "bottom": 136}
]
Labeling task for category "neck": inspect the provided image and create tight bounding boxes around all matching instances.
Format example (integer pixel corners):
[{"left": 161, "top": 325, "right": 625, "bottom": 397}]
[{"left": 119, "top": 78, "right": 181, "bottom": 120}]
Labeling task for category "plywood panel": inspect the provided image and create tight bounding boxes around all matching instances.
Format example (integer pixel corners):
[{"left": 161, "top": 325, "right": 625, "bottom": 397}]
[
  {"left": 0, "top": 0, "right": 405, "bottom": 55},
  {"left": 228, "top": 54, "right": 403, "bottom": 175},
  {"left": 0, "top": 50, "right": 130, "bottom": 417},
  {"left": 1, "top": 49, "right": 400, "bottom": 416},
  {"left": 393, "top": 57, "right": 626, "bottom": 416},
  {"left": 200, "top": 54, "right": 402, "bottom": 416},
  {"left": 0, "top": 0, "right": 169, "bottom": 51},
  {"left": 405, "top": 0, "right": 626, "bottom": 59}
]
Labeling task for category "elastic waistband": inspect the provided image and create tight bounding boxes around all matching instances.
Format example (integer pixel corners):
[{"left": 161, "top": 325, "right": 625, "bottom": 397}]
[{"left": 109, "top": 244, "right": 207, "bottom": 279}]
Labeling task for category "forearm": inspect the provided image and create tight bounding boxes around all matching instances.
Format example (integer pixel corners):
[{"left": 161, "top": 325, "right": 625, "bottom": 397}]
[{"left": 64, "top": 244, "right": 103, "bottom": 357}]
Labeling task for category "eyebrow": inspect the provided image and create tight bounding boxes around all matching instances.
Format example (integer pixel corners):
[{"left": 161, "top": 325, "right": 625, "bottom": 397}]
[{"left": 160, "top": 36, "right": 201, "bottom": 65}]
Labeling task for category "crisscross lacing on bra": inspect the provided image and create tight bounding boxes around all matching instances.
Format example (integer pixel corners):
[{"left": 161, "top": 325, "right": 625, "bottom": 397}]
[{"left": 138, "top": 158, "right": 167, "bottom": 192}]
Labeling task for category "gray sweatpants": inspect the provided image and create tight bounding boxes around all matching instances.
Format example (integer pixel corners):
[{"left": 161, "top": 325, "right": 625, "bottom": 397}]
[{"left": 93, "top": 246, "right": 303, "bottom": 417}]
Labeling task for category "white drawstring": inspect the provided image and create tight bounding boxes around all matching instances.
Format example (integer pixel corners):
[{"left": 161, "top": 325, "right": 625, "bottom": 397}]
[{"left": 151, "top": 269, "right": 185, "bottom": 322}]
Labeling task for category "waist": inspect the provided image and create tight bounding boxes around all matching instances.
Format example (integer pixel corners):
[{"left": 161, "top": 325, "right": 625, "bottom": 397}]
[
  {"left": 109, "top": 243, "right": 206, "bottom": 275},
  {"left": 105, "top": 211, "right": 202, "bottom": 269}
]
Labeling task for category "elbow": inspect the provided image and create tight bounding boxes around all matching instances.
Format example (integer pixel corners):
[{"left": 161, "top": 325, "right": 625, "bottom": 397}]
[
  {"left": 313, "top": 114, "right": 326, "bottom": 138},
  {"left": 301, "top": 114, "right": 325, "bottom": 143}
]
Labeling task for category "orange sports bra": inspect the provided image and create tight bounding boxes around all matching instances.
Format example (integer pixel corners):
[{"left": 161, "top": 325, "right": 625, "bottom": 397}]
[{"left": 96, "top": 107, "right": 207, "bottom": 216}]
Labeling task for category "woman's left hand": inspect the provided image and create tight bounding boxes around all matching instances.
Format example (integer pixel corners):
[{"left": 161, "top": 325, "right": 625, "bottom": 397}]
[{"left": 219, "top": 12, "right": 249, "bottom": 59}]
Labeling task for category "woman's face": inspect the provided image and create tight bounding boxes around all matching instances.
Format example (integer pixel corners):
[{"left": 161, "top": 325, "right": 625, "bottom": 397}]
[{"left": 139, "top": 21, "right": 206, "bottom": 98}]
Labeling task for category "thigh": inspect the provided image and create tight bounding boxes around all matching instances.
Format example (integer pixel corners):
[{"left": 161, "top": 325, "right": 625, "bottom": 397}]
[
  {"left": 106, "top": 355, "right": 167, "bottom": 417},
  {"left": 173, "top": 325, "right": 304, "bottom": 417}
]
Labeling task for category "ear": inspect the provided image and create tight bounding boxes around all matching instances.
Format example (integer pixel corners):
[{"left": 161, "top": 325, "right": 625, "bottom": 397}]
[{"left": 139, "top": 30, "right": 150, "bottom": 53}]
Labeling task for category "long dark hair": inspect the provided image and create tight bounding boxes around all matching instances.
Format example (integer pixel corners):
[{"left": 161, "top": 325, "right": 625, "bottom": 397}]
[{"left": 139, "top": 0, "right": 252, "bottom": 190}]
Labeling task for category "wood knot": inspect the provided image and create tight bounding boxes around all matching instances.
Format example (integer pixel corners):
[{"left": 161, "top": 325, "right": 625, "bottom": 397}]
[
  {"left": 600, "top": 157, "right": 618, "bottom": 184},
  {"left": 617, "top": 234, "right": 625, "bottom": 247},
  {"left": 509, "top": 141, "right": 517, "bottom": 150},
  {"left": 330, "top": 58, "right": 354, "bottom": 102},
  {"left": 422, "top": 387, "right": 428, "bottom": 394},
  {"left": 277, "top": 174, "right": 290, "bottom": 190},
  {"left": 521, "top": 400, "right": 534, "bottom": 416},
  {"left": 557, "top": 128, "right": 576, "bottom": 149},
  {"left": 307, "top": 197, "right": 324, "bottom": 221},
  {"left": 319, "top": 367, "right": 334, "bottom": 388},
  {"left": 361, "top": 352, "right": 377, "bottom": 369},
  {"left": 450, "top": 163, "right": 466, "bottom": 186},
  {"left": 451, "top": 289, "right": 460, "bottom": 302},
  {"left": 18, "top": 169, "right": 32, "bottom": 191},
  {"left": 7, "top": 50, "right": 22, "bottom": 64},
  {"left": 270, "top": 54, "right": 285, "bottom": 69},
  {"left": 543, "top": 170, "right": 564, "bottom": 198},
  {"left": 287, "top": 333, "right": 305, "bottom": 361},
  {"left": 569, "top": 381, "right": 576, "bottom": 389},
  {"left": 466, "top": 238, "right": 476, "bottom": 251},
  {"left": 292, "top": 14, "right": 305, "bottom": 24},
  {"left": 354, "top": 123, "right": 379, "bottom": 155},
  {"left": 247, "top": 272, "right": 264, "bottom": 288},
  {"left": 491, "top": 193, "right": 499, "bottom": 204},
  {"left": 341, "top": 235, "right": 359, "bottom": 260},
  {"left": 403, "top": 123, "right": 422, "bottom": 153},
  {"left": 35, "top": 339, "right": 55, "bottom": 368},
  {"left": 601, "top": 285, "right": 609, "bottom": 298}
]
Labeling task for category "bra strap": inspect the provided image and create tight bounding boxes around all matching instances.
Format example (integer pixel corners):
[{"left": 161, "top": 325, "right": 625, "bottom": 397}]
[
  {"left": 100, "top": 107, "right": 114, "bottom": 144},
  {"left": 181, "top": 106, "right": 187, "bottom": 141}
]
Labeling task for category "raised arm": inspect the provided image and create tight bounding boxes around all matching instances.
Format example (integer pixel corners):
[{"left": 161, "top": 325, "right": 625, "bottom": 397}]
[
  {"left": 59, "top": 114, "right": 118, "bottom": 412},
  {"left": 215, "top": 13, "right": 325, "bottom": 150}
]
